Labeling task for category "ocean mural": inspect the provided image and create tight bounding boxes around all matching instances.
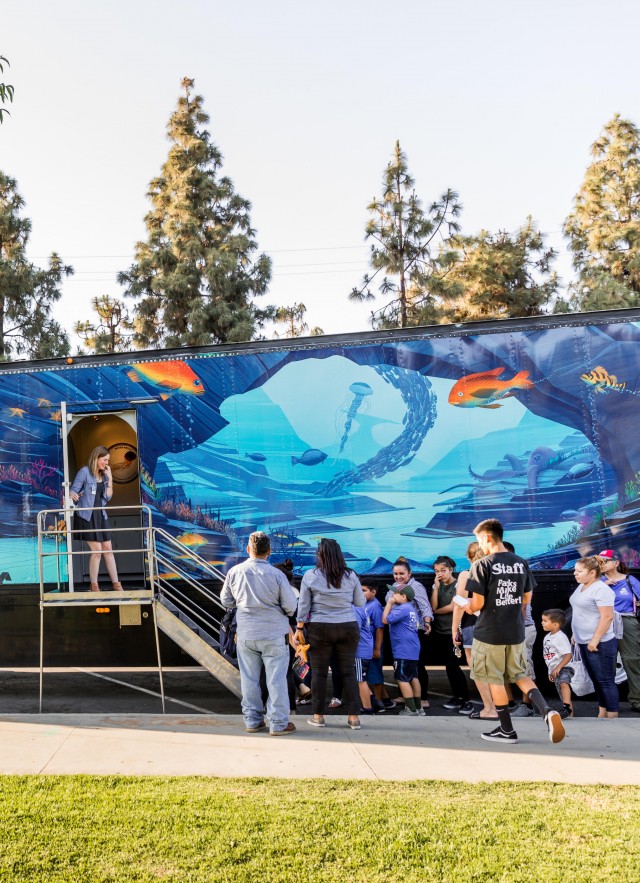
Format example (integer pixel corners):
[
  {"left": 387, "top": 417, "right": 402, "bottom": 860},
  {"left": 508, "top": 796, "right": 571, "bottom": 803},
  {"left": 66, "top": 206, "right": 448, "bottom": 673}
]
[{"left": 2, "top": 313, "right": 640, "bottom": 584}]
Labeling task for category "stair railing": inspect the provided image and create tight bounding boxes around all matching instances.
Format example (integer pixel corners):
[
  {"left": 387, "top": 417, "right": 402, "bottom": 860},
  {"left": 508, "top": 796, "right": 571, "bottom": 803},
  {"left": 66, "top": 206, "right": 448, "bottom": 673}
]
[{"left": 148, "top": 527, "right": 229, "bottom": 643}]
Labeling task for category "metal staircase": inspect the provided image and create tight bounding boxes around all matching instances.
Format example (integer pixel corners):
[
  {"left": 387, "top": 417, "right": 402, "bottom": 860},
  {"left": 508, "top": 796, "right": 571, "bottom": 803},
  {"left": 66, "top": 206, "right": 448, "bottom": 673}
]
[
  {"left": 150, "top": 527, "right": 241, "bottom": 698},
  {"left": 37, "top": 507, "right": 242, "bottom": 708}
]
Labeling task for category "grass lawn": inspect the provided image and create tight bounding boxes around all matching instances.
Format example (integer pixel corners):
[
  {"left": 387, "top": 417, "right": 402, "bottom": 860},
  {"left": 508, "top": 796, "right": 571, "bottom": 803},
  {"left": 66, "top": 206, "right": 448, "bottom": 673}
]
[{"left": 0, "top": 777, "right": 639, "bottom": 882}]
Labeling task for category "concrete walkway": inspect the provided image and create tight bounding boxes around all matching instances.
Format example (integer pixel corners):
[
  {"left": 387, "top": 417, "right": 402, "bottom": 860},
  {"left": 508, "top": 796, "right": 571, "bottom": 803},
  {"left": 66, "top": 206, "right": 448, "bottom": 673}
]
[{"left": 1, "top": 713, "right": 639, "bottom": 783}]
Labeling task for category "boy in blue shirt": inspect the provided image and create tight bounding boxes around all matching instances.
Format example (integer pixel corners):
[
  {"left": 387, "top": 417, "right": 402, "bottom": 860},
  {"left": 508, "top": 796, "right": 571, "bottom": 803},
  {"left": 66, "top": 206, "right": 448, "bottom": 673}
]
[
  {"left": 353, "top": 602, "right": 375, "bottom": 714},
  {"left": 362, "top": 584, "right": 396, "bottom": 711},
  {"left": 383, "top": 584, "right": 424, "bottom": 716}
]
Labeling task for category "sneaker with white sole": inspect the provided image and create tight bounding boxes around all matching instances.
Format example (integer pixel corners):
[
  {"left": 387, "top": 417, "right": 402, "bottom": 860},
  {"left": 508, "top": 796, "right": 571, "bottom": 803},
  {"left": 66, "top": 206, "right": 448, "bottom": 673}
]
[
  {"left": 399, "top": 707, "right": 419, "bottom": 716},
  {"left": 480, "top": 726, "right": 518, "bottom": 745},
  {"left": 416, "top": 707, "right": 426, "bottom": 716},
  {"left": 511, "top": 703, "right": 534, "bottom": 718},
  {"left": 443, "top": 696, "right": 464, "bottom": 710},
  {"left": 545, "top": 709, "right": 565, "bottom": 744},
  {"left": 458, "top": 701, "right": 474, "bottom": 715}
]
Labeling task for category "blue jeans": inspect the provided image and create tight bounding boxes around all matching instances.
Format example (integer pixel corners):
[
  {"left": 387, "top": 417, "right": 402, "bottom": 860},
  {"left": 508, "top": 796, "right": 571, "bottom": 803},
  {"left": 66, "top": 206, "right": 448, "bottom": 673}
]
[
  {"left": 579, "top": 638, "right": 619, "bottom": 712},
  {"left": 236, "top": 636, "right": 290, "bottom": 732}
]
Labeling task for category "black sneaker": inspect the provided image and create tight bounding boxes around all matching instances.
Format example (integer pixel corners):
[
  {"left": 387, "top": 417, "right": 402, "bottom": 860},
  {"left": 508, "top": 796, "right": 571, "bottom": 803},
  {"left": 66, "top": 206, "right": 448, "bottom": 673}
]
[
  {"left": 458, "top": 701, "right": 475, "bottom": 715},
  {"left": 480, "top": 726, "right": 518, "bottom": 745},
  {"left": 382, "top": 699, "right": 397, "bottom": 710},
  {"left": 545, "top": 709, "right": 565, "bottom": 744},
  {"left": 443, "top": 696, "right": 464, "bottom": 710}
]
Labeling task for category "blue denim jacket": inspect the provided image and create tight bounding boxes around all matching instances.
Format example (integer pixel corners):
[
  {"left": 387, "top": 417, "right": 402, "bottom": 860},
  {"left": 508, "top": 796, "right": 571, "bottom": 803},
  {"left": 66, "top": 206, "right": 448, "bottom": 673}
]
[{"left": 70, "top": 466, "right": 111, "bottom": 522}]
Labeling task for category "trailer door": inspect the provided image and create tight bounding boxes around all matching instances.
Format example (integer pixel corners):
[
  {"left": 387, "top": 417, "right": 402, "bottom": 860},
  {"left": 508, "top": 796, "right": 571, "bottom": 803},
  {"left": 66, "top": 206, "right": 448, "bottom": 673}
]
[{"left": 62, "top": 407, "right": 144, "bottom": 587}]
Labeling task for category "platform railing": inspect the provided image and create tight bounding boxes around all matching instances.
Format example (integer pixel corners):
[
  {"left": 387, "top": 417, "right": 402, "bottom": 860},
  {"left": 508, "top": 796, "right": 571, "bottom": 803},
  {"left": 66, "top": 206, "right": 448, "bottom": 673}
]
[{"left": 37, "top": 504, "right": 154, "bottom": 597}]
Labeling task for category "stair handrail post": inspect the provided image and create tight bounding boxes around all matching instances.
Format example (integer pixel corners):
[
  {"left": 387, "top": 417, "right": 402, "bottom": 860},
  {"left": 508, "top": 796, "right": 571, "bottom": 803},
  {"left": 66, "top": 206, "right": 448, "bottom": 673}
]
[{"left": 60, "top": 401, "right": 74, "bottom": 592}]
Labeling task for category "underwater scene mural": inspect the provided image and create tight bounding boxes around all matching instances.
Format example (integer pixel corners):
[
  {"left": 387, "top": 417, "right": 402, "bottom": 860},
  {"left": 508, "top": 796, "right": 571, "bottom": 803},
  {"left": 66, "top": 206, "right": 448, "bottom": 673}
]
[{"left": 2, "top": 312, "right": 640, "bottom": 584}]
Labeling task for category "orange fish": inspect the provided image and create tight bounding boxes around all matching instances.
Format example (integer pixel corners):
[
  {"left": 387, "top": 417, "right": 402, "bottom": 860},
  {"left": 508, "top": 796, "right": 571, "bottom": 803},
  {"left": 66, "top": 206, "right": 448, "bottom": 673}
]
[
  {"left": 127, "top": 360, "right": 205, "bottom": 400},
  {"left": 8, "top": 407, "right": 26, "bottom": 418},
  {"left": 176, "top": 532, "right": 208, "bottom": 548},
  {"left": 50, "top": 410, "right": 62, "bottom": 422},
  {"left": 448, "top": 368, "right": 533, "bottom": 409}
]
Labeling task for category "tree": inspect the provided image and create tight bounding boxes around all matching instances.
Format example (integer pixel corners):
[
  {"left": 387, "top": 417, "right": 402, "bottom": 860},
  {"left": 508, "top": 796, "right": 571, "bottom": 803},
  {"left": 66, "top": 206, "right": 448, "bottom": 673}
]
[
  {"left": 0, "top": 172, "right": 72, "bottom": 359},
  {"left": 273, "top": 303, "right": 323, "bottom": 338},
  {"left": 74, "top": 295, "right": 135, "bottom": 354},
  {"left": 0, "top": 55, "right": 14, "bottom": 124},
  {"left": 437, "top": 219, "right": 558, "bottom": 322},
  {"left": 349, "top": 141, "right": 462, "bottom": 329},
  {"left": 563, "top": 115, "right": 640, "bottom": 311},
  {"left": 119, "top": 78, "right": 273, "bottom": 348}
]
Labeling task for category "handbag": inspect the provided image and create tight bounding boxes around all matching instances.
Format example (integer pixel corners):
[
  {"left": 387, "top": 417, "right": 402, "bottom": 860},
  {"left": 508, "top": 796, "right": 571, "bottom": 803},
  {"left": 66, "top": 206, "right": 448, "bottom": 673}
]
[
  {"left": 613, "top": 611, "right": 624, "bottom": 640},
  {"left": 570, "top": 644, "right": 594, "bottom": 696},
  {"left": 615, "top": 652, "right": 627, "bottom": 685}
]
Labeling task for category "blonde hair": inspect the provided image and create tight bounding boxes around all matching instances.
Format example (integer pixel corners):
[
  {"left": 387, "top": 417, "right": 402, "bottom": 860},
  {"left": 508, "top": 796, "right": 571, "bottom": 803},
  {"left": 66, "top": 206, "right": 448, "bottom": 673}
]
[
  {"left": 88, "top": 446, "right": 110, "bottom": 478},
  {"left": 577, "top": 556, "right": 603, "bottom": 578}
]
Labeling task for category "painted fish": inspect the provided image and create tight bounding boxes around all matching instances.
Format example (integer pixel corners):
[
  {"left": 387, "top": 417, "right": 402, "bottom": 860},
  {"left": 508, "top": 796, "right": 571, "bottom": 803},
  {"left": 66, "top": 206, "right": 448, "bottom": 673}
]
[
  {"left": 176, "top": 532, "right": 208, "bottom": 548},
  {"left": 50, "top": 410, "right": 62, "bottom": 422},
  {"left": 127, "top": 360, "right": 205, "bottom": 400},
  {"left": 291, "top": 448, "right": 328, "bottom": 467},
  {"left": 245, "top": 453, "right": 267, "bottom": 462},
  {"left": 580, "top": 366, "right": 626, "bottom": 394},
  {"left": 448, "top": 368, "right": 534, "bottom": 409},
  {"left": 37, "top": 398, "right": 51, "bottom": 408},
  {"left": 8, "top": 408, "right": 26, "bottom": 418}
]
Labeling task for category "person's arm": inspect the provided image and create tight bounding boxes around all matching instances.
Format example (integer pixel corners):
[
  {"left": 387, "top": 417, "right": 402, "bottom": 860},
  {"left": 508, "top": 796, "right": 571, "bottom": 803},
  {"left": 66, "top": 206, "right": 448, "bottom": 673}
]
[
  {"left": 550, "top": 652, "right": 572, "bottom": 681},
  {"left": 279, "top": 578, "right": 298, "bottom": 618},
  {"left": 467, "top": 593, "right": 485, "bottom": 614},
  {"left": 382, "top": 596, "right": 396, "bottom": 625},
  {"left": 451, "top": 570, "right": 470, "bottom": 639},
  {"left": 219, "top": 574, "right": 235, "bottom": 609},
  {"left": 352, "top": 573, "right": 366, "bottom": 607},
  {"left": 103, "top": 464, "right": 113, "bottom": 502},
  {"left": 587, "top": 605, "right": 614, "bottom": 652},
  {"left": 522, "top": 591, "right": 532, "bottom": 621},
  {"left": 431, "top": 583, "right": 455, "bottom": 615},
  {"left": 295, "top": 578, "right": 311, "bottom": 641},
  {"left": 413, "top": 582, "right": 433, "bottom": 625},
  {"left": 69, "top": 467, "right": 86, "bottom": 502},
  {"left": 373, "top": 626, "right": 384, "bottom": 659}
]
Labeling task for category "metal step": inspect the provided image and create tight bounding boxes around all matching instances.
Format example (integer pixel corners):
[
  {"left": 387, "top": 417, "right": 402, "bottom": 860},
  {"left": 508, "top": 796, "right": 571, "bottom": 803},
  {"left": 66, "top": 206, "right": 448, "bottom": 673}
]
[
  {"left": 155, "top": 598, "right": 241, "bottom": 698},
  {"left": 158, "top": 596, "right": 219, "bottom": 648}
]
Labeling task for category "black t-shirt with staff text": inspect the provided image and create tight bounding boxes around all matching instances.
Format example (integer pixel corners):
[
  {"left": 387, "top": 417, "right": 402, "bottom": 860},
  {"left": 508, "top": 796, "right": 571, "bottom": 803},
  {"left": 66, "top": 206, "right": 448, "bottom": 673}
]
[{"left": 465, "top": 552, "right": 536, "bottom": 646}]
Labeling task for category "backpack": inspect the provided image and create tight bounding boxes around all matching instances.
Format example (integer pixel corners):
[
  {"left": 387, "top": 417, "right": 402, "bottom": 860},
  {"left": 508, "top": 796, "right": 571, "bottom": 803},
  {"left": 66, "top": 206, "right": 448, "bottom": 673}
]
[{"left": 219, "top": 607, "right": 238, "bottom": 668}]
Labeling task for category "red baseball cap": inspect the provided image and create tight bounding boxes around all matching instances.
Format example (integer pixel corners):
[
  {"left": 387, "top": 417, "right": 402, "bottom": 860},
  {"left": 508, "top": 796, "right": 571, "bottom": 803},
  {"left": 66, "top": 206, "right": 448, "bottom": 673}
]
[{"left": 598, "top": 549, "right": 616, "bottom": 559}]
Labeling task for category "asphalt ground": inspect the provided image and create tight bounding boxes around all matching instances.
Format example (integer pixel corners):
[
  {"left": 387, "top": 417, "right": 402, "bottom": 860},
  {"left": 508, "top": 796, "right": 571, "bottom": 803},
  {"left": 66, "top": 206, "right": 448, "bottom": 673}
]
[{"left": 2, "top": 666, "right": 637, "bottom": 719}]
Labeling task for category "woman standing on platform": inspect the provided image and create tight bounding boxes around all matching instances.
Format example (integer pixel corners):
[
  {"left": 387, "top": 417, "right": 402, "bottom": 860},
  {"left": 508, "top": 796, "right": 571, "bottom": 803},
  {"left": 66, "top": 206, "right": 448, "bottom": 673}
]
[{"left": 70, "top": 446, "right": 123, "bottom": 592}]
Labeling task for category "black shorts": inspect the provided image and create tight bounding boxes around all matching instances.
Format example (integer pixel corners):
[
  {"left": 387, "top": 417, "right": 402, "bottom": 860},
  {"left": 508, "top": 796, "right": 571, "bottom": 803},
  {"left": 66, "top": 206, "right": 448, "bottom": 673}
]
[
  {"left": 354, "top": 657, "right": 370, "bottom": 682},
  {"left": 394, "top": 658, "right": 419, "bottom": 683}
]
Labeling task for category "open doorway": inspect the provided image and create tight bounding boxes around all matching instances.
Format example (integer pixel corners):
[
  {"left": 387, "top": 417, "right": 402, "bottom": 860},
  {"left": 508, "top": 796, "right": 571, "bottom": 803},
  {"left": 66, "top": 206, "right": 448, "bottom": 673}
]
[{"left": 66, "top": 410, "right": 144, "bottom": 586}]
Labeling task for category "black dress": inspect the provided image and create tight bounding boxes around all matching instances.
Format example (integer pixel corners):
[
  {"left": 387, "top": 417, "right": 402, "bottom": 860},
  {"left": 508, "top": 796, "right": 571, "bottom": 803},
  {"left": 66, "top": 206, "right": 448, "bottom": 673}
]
[{"left": 74, "top": 479, "right": 112, "bottom": 543}]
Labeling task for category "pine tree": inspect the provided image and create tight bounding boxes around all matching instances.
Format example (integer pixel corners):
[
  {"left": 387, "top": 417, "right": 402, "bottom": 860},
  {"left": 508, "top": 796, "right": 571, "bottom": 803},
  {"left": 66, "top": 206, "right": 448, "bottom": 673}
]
[
  {"left": 563, "top": 115, "right": 640, "bottom": 311},
  {"left": 273, "top": 303, "right": 323, "bottom": 338},
  {"left": 349, "top": 141, "right": 462, "bottom": 329},
  {"left": 0, "top": 54, "right": 13, "bottom": 123},
  {"left": 119, "top": 78, "right": 272, "bottom": 348},
  {"left": 437, "top": 219, "right": 558, "bottom": 322},
  {"left": 74, "top": 295, "right": 134, "bottom": 354},
  {"left": 0, "top": 171, "right": 72, "bottom": 360}
]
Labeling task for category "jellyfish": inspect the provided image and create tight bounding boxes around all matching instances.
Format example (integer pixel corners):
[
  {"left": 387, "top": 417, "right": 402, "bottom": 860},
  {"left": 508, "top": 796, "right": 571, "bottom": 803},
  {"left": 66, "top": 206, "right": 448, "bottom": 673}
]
[{"left": 338, "top": 381, "right": 373, "bottom": 453}]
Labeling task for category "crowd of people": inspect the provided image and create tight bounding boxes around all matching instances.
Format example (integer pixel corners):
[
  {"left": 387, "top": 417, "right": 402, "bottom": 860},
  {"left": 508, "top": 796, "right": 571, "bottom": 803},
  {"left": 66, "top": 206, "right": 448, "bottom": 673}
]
[{"left": 219, "top": 520, "right": 640, "bottom": 748}]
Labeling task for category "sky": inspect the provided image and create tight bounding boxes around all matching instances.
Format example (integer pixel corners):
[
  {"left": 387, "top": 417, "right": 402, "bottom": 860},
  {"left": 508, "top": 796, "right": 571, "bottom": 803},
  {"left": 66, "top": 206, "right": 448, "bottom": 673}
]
[{"left": 2, "top": 0, "right": 640, "bottom": 345}]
